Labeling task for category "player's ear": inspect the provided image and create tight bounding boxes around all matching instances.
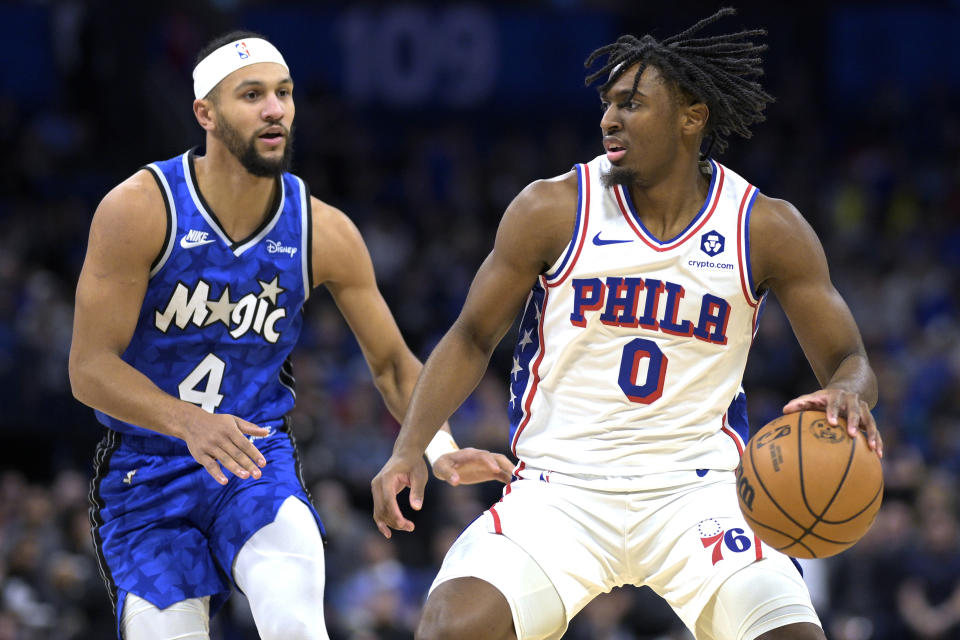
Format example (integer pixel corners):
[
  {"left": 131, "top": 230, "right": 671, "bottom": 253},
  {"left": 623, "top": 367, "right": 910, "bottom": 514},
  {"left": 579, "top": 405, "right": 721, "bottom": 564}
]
[
  {"left": 194, "top": 97, "right": 217, "bottom": 132},
  {"left": 681, "top": 101, "right": 709, "bottom": 137}
]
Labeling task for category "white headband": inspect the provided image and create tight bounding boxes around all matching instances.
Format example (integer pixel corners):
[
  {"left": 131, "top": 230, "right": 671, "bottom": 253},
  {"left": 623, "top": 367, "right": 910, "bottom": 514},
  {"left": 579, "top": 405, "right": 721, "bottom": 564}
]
[{"left": 192, "top": 38, "right": 289, "bottom": 100}]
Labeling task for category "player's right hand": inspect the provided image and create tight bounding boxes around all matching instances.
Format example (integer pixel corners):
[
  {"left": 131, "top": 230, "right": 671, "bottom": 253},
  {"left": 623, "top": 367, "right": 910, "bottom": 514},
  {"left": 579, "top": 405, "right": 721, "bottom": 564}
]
[
  {"left": 370, "top": 451, "right": 429, "bottom": 539},
  {"left": 181, "top": 413, "right": 269, "bottom": 485}
]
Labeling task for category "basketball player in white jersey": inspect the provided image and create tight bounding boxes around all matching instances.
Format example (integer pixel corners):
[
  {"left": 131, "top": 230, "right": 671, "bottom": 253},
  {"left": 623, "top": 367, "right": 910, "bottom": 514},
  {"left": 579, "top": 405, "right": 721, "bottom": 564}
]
[{"left": 372, "top": 9, "right": 882, "bottom": 640}]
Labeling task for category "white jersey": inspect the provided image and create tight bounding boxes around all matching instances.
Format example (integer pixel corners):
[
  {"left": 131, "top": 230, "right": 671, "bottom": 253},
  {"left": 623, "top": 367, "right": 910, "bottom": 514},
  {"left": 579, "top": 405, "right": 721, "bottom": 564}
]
[{"left": 507, "top": 155, "right": 766, "bottom": 487}]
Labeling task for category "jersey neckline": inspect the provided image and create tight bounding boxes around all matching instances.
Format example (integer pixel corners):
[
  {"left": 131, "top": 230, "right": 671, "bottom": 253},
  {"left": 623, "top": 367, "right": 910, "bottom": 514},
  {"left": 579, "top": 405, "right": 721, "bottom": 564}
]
[
  {"left": 184, "top": 148, "right": 286, "bottom": 256},
  {"left": 614, "top": 158, "right": 724, "bottom": 252}
]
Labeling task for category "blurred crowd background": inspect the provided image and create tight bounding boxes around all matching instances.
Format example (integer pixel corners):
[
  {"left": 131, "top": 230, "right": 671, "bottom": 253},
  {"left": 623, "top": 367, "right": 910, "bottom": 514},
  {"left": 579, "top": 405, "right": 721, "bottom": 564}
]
[{"left": 1, "top": 0, "right": 959, "bottom": 638}]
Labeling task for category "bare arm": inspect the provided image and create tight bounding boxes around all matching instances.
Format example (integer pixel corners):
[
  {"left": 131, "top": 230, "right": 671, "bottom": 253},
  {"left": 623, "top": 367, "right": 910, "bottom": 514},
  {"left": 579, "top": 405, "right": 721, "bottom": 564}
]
[
  {"left": 750, "top": 195, "right": 881, "bottom": 455},
  {"left": 371, "top": 172, "right": 578, "bottom": 536},
  {"left": 311, "top": 198, "right": 426, "bottom": 423},
  {"left": 311, "top": 198, "right": 513, "bottom": 484},
  {"left": 69, "top": 171, "right": 268, "bottom": 484}
]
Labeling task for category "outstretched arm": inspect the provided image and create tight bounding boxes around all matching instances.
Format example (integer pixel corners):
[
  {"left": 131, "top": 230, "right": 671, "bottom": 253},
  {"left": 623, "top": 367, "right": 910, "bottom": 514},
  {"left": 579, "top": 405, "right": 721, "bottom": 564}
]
[
  {"left": 750, "top": 194, "right": 881, "bottom": 456},
  {"left": 370, "top": 173, "right": 578, "bottom": 537},
  {"left": 311, "top": 198, "right": 514, "bottom": 485},
  {"left": 69, "top": 172, "right": 269, "bottom": 484}
]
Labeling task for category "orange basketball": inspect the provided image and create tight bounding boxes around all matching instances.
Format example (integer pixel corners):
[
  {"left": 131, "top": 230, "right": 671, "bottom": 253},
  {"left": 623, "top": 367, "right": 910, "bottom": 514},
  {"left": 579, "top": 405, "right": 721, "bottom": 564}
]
[{"left": 734, "top": 410, "right": 883, "bottom": 558}]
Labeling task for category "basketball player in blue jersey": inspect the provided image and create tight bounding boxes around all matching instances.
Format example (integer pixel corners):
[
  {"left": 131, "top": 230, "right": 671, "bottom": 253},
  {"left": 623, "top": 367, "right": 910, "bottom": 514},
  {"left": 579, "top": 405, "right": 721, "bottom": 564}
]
[
  {"left": 373, "top": 9, "right": 882, "bottom": 640},
  {"left": 68, "top": 31, "right": 512, "bottom": 640}
]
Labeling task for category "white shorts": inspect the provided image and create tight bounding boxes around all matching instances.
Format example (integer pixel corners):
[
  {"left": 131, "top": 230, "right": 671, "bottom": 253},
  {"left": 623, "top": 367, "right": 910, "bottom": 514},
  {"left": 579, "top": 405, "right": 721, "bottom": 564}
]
[{"left": 431, "top": 470, "right": 820, "bottom": 639}]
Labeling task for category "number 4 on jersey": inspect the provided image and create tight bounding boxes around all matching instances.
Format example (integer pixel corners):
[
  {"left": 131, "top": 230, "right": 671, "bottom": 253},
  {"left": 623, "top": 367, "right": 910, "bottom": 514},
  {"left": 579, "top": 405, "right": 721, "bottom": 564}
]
[{"left": 178, "top": 354, "right": 226, "bottom": 412}]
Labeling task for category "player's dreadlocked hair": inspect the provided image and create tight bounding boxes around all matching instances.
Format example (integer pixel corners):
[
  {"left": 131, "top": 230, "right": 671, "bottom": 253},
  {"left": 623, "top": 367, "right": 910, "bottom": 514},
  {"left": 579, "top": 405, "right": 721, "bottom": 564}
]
[{"left": 584, "top": 7, "right": 773, "bottom": 156}]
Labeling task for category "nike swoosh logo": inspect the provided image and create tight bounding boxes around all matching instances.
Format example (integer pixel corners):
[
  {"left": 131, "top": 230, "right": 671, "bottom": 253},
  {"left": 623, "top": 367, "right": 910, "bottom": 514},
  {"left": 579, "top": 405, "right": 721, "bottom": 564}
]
[
  {"left": 592, "top": 232, "right": 633, "bottom": 246},
  {"left": 180, "top": 237, "right": 216, "bottom": 249}
]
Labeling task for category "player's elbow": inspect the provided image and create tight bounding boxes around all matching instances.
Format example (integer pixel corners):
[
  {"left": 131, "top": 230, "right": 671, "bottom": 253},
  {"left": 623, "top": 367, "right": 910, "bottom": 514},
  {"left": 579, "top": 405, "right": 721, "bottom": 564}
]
[
  {"left": 449, "top": 318, "right": 499, "bottom": 359},
  {"left": 67, "top": 348, "right": 97, "bottom": 406},
  {"left": 369, "top": 351, "right": 414, "bottom": 402}
]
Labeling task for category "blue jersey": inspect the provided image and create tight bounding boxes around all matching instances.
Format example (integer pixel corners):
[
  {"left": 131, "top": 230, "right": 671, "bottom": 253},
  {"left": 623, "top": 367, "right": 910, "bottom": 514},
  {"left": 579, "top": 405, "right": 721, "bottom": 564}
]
[{"left": 95, "top": 149, "right": 312, "bottom": 443}]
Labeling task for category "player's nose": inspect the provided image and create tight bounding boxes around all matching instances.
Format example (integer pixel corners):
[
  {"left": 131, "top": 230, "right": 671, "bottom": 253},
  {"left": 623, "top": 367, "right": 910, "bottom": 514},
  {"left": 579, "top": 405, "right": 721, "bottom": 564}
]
[
  {"left": 262, "top": 94, "right": 285, "bottom": 121},
  {"left": 600, "top": 104, "right": 621, "bottom": 135}
]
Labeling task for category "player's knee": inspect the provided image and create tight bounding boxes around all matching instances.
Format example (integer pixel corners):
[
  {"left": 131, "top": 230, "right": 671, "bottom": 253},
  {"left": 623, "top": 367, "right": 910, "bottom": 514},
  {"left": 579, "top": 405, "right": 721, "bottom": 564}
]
[
  {"left": 257, "top": 614, "right": 329, "bottom": 640},
  {"left": 417, "top": 579, "right": 515, "bottom": 640},
  {"left": 416, "top": 606, "right": 486, "bottom": 640},
  {"left": 120, "top": 594, "right": 210, "bottom": 640},
  {"left": 255, "top": 611, "right": 328, "bottom": 640}
]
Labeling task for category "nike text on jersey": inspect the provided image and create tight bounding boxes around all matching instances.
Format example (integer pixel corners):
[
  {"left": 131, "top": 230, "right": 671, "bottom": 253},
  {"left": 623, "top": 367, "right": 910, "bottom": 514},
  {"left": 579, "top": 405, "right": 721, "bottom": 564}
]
[{"left": 180, "top": 229, "right": 216, "bottom": 249}]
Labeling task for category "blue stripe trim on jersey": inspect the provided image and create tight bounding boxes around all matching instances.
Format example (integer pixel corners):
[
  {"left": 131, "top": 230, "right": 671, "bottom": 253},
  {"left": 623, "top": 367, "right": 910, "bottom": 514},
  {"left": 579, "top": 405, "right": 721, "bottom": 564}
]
[
  {"left": 545, "top": 164, "right": 584, "bottom": 280},
  {"left": 726, "top": 391, "right": 750, "bottom": 444},
  {"left": 508, "top": 281, "right": 546, "bottom": 447},
  {"left": 743, "top": 187, "right": 760, "bottom": 301},
  {"left": 620, "top": 158, "right": 719, "bottom": 245},
  {"left": 144, "top": 164, "right": 177, "bottom": 278}
]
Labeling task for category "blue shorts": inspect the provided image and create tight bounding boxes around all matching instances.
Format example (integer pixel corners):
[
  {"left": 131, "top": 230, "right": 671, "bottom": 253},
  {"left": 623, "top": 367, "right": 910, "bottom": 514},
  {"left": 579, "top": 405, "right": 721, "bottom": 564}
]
[{"left": 88, "top": 424, "right": 324, "bottom": 634}]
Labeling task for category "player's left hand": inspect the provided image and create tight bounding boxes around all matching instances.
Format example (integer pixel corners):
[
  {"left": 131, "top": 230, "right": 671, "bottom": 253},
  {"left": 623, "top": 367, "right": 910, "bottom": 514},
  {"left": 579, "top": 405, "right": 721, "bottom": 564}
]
[
  {"left": 431, "top": 447, "right": 514, "bottom": 486},
  {"left": 783, "top": 389, "right": 882, "bottom": 458},
  {"left": 371, "top": 450, "right": 429, "bottom": 539}
]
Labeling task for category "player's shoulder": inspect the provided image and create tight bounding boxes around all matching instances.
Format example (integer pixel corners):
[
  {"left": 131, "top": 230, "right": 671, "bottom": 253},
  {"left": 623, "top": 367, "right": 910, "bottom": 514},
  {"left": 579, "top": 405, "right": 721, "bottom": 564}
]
[
  {"left": 99, "top": 169, "right": 165, "bottom": 215},
  {"left": 750, "top": 193, "right": 809, "bottom": 245},
  {"left": 493, "top": 170, "right": 579, "bottom": 269},
  {"left": 509, "top": 169, "right": 579, "bottom": 218},
  {"left": 309, "top": 194, "right": 360, "bottom": 244},
  {"left": 749, "top": 193, "right": 809, "bottom": 240},
  {"left": 84, "top": 169, "right": 169, "bottom": 265},
  {"left": 307, "top": 194, "right": 370, "bottom": 280},
  {"left": 748, "top": 193, "right": 824, "bottom": 287},
  {"left": 93, "top": 169, "right": 168, "bottom": 236}
]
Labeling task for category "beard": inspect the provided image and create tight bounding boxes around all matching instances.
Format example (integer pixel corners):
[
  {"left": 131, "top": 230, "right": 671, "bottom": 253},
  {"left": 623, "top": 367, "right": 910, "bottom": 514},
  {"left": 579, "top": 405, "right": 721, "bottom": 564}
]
[
  {"left": 600, "top": 165, "right": 639, "bottom": 189},
  {"left": 215, "top": 115, "right": 294, "bottom": 178}
]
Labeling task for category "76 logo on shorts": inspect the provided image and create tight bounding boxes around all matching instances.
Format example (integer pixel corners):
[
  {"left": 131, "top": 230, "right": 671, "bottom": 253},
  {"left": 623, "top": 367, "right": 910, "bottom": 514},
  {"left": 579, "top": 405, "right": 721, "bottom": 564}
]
[{"left": 697, "top": 518, "right": 753, "bottom": 565}]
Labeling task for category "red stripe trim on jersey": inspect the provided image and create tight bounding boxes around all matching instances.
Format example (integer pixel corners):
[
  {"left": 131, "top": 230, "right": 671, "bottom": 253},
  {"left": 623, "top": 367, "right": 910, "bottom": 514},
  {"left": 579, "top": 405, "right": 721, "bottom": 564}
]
[
  {"left": 754, "top": 535, "right": 763, "bottom": 560},
  {"left": 547, "top": 163, "right": 592, "bottom": 287},
  {"left": 720, "top": 412, "right": 745, "bottom": 456},
  {"left": 616, "top": 163, "right": 725, "bottom": 252},
  {"left": 510, "top": 281, "right": 550, "bottom": 455},
  {"left": 736, "top": 184, "right": 760, "bottom": 308},
  {"left": 502, "top": 461, "right": 524, "bottom": 497},
  {"left": 489, "top": 507, "right": 503, "bottom": 534}
]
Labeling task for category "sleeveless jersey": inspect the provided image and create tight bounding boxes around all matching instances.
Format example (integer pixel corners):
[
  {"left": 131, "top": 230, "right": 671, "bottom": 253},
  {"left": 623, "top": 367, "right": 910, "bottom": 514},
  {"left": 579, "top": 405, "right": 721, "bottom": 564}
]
[
  {"left": 95, "top": 150, "right": 312, "bottom": 442},
  {"left": 507, "top": 156, "right": 766, "bottom": 484}
]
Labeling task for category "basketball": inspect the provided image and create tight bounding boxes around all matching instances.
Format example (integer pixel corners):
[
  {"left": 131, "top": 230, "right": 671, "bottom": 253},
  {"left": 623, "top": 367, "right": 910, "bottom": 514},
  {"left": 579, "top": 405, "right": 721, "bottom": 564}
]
[{"left": 735, "top": 410, "right": 883, "bottom": 558}]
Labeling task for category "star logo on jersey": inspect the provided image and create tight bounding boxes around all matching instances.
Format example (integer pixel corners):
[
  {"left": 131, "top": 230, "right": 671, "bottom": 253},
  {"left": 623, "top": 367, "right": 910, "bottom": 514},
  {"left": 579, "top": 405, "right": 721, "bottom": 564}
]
[
  {"left": 698, "top": 518, "right": 753, "bottom": 565},
  {"left": 700, "top": 230, "right": 725, "bottom": 257},
  {"left": 204, "top": 285, "right": 235, "bottom": 327},
  {"left": 155, "top": 275, "right": 288, "bottom": 344},
  {"left": 517, "top": 329, "right": 534, "bottom": 350},
  {"left": 510, "top": 357, "right": 523, "bottom": 380},
  {"left": 180, "top": 229, "right": 216, "bottom": 249},
  {"left": 257, "top": 276, "right": 285, "bottom": 304}
]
